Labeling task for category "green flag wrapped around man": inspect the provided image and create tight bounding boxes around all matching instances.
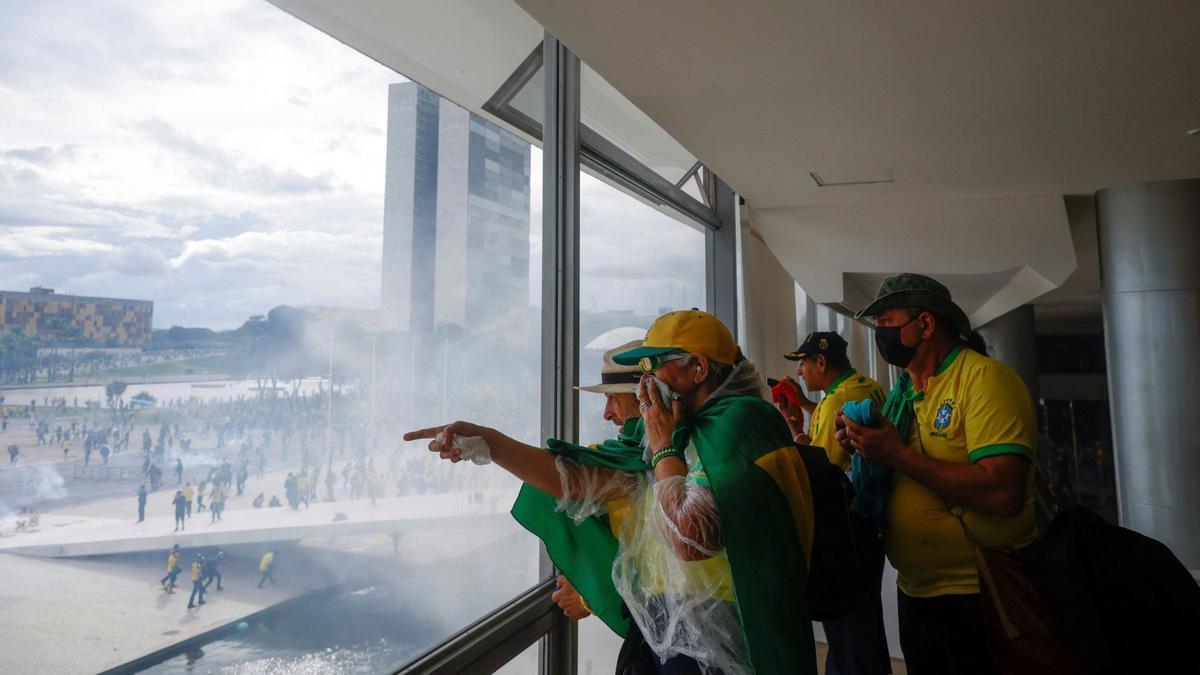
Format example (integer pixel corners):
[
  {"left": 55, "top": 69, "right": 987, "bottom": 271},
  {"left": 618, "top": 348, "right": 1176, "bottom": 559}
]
[{"left": 406, "top": 310, "right": 817, "bottom": 675}]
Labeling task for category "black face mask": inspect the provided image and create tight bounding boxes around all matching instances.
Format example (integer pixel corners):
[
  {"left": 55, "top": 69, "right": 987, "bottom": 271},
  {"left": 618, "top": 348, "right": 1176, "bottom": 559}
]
[{"left": 874, "top": 316, "right": 922, "bottom": 368}]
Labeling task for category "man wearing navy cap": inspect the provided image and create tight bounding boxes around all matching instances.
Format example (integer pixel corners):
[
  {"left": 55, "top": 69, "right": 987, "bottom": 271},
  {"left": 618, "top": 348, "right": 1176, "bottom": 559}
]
[
  {"left": 783, "top": 332, "right": 885, "bottom": 470},
  {"left": 784, "top": 331, "right": 891, "bottom": 675}
]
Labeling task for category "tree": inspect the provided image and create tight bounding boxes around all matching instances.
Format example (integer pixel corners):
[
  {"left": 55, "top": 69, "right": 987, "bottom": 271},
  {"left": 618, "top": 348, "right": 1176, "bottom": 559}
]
[
  {"left": 0, "top": 328, "right": 39, "bottom": 384},
  {"left": 105, "top": 381, "right": 128, "bottom": 406},
  {"left": 41, "top": 314, "right": 77, "bottom": 383}
]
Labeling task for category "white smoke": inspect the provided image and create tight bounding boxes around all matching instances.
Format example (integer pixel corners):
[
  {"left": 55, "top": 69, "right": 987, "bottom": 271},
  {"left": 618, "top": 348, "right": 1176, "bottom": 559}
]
[{"left": 0, "top": 464, "right": 67, "bottom": 524}]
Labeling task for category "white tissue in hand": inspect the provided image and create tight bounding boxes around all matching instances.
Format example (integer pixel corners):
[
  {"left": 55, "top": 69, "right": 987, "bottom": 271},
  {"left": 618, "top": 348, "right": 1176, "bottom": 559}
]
[{"left": 453, "top": 435, "right": 492, "bottom": 465}]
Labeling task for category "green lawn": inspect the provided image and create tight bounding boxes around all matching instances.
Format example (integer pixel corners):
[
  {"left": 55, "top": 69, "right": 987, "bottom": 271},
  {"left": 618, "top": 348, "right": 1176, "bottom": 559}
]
[{"left": 99, "top": 353, "right": 233, "bottom": 378}]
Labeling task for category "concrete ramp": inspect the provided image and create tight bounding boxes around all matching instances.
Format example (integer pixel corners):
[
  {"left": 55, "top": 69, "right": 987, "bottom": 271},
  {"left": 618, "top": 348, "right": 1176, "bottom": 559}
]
[{"left": 0, "top": 489, "right": 517, "bottom": 557}]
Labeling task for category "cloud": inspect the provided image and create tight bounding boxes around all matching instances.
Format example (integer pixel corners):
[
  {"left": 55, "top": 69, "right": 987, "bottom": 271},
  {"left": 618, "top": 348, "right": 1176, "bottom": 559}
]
[
  {"left": 105, "top": 242, "right": 171, "bottom": 276},
  {"left": 2, "top": 144, "right": 77, "bottom": 165},
  {"left": 0, "top": 227, "right": 117, "bottom": 257},
  {"left": 133, "top": 117, "right": 335, "bottom": 194}
]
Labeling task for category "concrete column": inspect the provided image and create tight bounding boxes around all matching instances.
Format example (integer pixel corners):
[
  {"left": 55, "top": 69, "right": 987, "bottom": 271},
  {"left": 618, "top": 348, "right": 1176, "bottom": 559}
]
[
  {"left": 978, "top": 304, "right": 1039, "bottom": 405},
  {"left": 1097, "top": 178, "right": 1200, "bottom": 569}
]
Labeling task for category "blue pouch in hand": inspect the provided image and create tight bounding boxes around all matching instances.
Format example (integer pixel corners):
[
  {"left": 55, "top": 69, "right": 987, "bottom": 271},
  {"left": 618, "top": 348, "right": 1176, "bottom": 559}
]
[
  {"left": 841, "top": 399, "right": 879, "bottom": 428},
  {"left": 842, "top": 398, "right": 892, "bottom": 531}
]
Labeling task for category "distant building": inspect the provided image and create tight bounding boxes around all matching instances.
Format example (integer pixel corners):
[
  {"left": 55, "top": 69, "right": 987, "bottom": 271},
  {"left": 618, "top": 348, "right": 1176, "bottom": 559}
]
[
  {"left": 0, "top": 287, "right": 153, "bottom": 347},
  {"left": 380, "top": 82, "right": 532, "bottom": 338}
]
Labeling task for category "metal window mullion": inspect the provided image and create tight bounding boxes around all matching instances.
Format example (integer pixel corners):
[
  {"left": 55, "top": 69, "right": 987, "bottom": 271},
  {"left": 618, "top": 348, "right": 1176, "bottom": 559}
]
[
  {"left": 483, "top": 42, "right": 544, "bottom": 113},
  {"left": 394, "top": 579, "right": 559, "bottom": 675},
  {"left": 539, "top": 30, "right": 580, "bottom": 675},
  {"left": 482, "top": 50, "right": 718, "bottom": 232},
  {"left": 580, "top": 127, "right": 720, "bottom": 230},
  {"left": 706, "top": 176, "right": 738, "bottom": 334}
]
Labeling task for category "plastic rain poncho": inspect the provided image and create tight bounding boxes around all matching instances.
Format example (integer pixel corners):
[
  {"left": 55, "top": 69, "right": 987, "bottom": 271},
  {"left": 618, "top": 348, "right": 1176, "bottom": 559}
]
[{"left": 513, "top": 361, "right": 818, "bottom": 675}]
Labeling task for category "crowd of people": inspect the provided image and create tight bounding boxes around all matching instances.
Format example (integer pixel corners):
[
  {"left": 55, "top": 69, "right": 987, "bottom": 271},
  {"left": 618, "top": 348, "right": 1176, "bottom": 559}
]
[
  {"left": 120, "top": 385, "right": 500, "bottom": 534},
  {"left": 158, "top": 544, "right": 274, "bottom": 610}
]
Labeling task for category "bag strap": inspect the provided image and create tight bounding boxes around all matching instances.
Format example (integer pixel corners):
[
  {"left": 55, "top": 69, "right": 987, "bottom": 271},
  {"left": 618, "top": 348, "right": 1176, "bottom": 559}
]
[{"left": 948, "top": 505, "right": 1023, "bottom": 639}]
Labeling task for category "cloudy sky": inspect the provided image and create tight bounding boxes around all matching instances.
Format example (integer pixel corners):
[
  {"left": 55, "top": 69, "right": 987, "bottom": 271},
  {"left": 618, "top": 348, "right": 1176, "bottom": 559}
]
[{"left": 0, "top": 0, "right": 704, "bottom": 330}]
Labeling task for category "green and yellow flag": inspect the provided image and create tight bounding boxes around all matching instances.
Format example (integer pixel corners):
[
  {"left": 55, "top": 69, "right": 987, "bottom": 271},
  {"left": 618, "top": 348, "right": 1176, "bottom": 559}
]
[
  {"left": 510, "top": 417, "right": 646, "bottom": 636},
  {"left": 511, "top": 397, "right": 819, "bottom": 674}
]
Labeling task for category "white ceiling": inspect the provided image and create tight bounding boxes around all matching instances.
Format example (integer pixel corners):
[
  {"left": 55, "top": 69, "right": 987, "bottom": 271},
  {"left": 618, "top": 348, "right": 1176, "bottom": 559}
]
[
  {"left": 514, "top": 0, "right": 1200, "bottom": 324},
  {"left": 273, "top": 0, "right": 1200, "bottom": 327},
  {"left": 516, "top": 1, "right": 1200, "bottom": 207}
]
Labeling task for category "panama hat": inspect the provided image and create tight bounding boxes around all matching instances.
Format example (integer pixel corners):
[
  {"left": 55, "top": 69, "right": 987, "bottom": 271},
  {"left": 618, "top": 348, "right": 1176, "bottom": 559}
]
[{"left": 577, "top": 340, "right": 644, "bottom": 394}]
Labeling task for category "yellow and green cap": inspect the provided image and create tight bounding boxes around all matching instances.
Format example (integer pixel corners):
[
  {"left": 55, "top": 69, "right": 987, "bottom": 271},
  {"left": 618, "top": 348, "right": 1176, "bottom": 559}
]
[{"left": 612, "top": 309, "right": 737, "bottom": 366}]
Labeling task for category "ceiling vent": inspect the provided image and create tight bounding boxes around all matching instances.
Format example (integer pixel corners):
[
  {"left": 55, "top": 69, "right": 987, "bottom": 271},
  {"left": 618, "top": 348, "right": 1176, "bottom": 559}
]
[{"left": 810, "top": 168, "right": 894, "bottom": 187}]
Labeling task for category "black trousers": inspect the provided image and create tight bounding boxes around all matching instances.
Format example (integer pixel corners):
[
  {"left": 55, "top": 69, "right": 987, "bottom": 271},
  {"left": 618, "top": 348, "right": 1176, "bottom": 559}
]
[
  {"left": 821, "top": 546, "right": 892, "bottom": 675},
  {"left": 896, "top": 590, "right": 996, "bottom": 675},
  {"left": 204, "top": 570, "right": 221, "bottom": 590},
  {"left": 613, "top": 602, "right": 722, "bottom": 675}
]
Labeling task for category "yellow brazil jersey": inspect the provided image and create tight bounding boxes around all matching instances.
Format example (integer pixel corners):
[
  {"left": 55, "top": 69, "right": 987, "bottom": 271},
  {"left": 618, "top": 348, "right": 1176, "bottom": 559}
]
[
  {"left": 809, "top": 369, "right": 886, "bottom": 469},
  {"left": 885, "top": 346, "right": 1038, "bottom": 598}
]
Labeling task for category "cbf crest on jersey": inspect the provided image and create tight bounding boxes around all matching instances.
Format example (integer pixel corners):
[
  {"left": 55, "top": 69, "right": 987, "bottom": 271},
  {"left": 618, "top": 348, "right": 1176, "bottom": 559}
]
[{"left": 934, "top": 398, "right": 955, "bottom": 430}]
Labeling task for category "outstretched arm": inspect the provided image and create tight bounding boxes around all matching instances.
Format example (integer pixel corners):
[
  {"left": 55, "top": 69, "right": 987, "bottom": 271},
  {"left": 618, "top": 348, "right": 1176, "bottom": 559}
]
[{"left": 403, "top": 422, "right": 631, "bottom": 502}]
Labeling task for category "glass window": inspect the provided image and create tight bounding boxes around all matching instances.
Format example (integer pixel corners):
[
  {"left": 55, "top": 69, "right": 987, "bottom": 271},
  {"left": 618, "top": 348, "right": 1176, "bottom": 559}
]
[
  {"left": 577, "top": 172, "right": 707, "bottom": 445},
  {"left": 0, "top": 1, "right": 541, "bottom": 672},
  {"left": 580, "top": 64, "right": 699, "bottom": 185},
  {"left": 499, "top": 58, "right": 700, "bottom": 187},
  {"left": 508, "top": 61, "right": 545, "bottom": 130},
  {"left": 573, "top": 167, "right": 708, "bottom": 675},
  {"left": 494, "top": 638, "right": 544, "bottom": 675}
]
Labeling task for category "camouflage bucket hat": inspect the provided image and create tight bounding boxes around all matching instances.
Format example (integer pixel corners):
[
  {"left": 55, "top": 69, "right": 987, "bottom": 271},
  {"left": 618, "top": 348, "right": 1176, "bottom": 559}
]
[{"left": 854, "top": 273, "right": 972, "bottom": 338}]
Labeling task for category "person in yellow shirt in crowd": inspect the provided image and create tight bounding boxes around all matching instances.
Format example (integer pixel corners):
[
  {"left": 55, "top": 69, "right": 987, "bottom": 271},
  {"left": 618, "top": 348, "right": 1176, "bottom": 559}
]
[
  {"left": 838, "top": 273, "right": 1036, "bottom": 675},
  {"left": 159, "top": 544, "right": 181, "bottom": 593},
  {"left": 781, "top": 331, "right": 890, "bottom": 675},
  {"left": 209, "top": 483, "right": 225, "bottom": 522},
  {"left": 258, "top": 549, "right": 277, "bottom": 588},
  {"left": 182, "top": 482, "right": 194, "bottom": 519},
  {"left": 187, "top": 554, "right": 207, "bottom": 609}
]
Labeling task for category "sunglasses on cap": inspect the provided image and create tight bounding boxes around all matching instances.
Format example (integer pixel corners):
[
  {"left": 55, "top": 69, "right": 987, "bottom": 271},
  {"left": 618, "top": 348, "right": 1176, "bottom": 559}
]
[{"left": 638, "top": 352, "right": 688, "bottom": 372}]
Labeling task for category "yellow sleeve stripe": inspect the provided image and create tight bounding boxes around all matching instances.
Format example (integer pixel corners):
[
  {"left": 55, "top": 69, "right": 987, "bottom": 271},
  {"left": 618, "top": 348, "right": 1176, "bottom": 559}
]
[
  {"left": 969, "top": 443, "right": 1033, "bottom": 463},
  {"left": 754, "top": 446, "right": 815, "bottom": 566}
]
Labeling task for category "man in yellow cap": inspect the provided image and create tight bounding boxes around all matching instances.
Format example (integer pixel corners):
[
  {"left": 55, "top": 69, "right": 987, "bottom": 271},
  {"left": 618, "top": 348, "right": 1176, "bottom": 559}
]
[{"left": 407, "top": 309, "right": 819, "bottom": 674}]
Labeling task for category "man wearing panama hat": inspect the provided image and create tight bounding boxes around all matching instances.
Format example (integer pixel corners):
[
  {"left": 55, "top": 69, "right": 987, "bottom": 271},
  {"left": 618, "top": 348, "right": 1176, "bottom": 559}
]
[
  {"left": 576, "top": 339, "right": 645, "bottom": 427},
  {"left": 549, "top": 340, "right": 646, "bottom": 622},
  {"left": 836, "top": 273, "right": 1036, "bottom": 674},
  {"left": 407, "top": 310, "right": 820, "bottom": 674}
]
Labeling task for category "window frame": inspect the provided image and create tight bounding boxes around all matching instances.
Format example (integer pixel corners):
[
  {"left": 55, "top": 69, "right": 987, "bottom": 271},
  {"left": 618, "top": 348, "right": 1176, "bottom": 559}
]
[{"left": 394, "top": 30, "right": 738, "bottom": 675}]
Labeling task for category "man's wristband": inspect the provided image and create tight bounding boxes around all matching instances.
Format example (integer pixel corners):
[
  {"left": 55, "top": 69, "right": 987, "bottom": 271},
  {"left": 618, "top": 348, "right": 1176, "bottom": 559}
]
[{"left": 651, "top": 446, "right": 684, "bottom": 467}]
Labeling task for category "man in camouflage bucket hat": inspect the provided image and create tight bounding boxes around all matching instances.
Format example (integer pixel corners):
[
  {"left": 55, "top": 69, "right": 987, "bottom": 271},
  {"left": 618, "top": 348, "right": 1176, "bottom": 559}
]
[
  {"left": 836, "top": 273, "right": 1037, "bottom": 674},
  {"left": 854, "top": 273, "right": 972, "bottom": 339}
]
